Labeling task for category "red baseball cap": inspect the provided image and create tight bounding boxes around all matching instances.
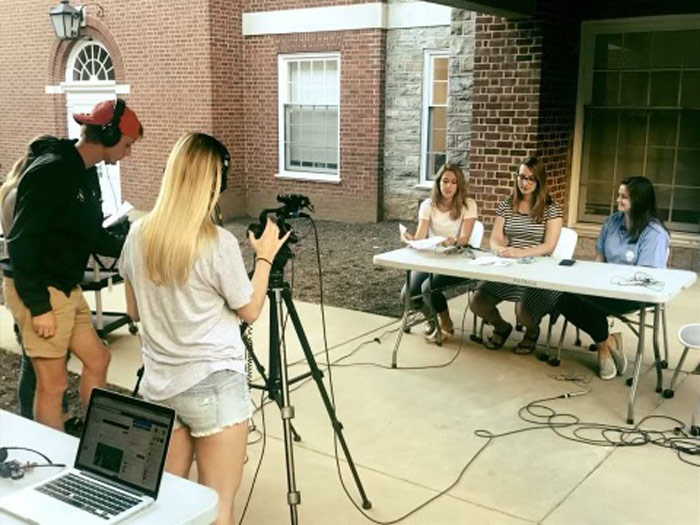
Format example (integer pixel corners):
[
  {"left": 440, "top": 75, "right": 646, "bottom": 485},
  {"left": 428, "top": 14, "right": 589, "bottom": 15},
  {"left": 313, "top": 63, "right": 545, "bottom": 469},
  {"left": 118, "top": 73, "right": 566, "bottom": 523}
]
[{"left": 73, "top": 99, "right": 142, "bottom": 141}]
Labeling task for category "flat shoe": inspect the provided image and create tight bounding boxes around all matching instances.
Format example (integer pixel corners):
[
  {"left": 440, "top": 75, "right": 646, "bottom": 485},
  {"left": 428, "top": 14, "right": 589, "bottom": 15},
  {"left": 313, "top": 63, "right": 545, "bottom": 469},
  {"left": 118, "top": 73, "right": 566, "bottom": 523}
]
[
  {"left": 484, "top": 323, "right": 513, "bottom": 350},
  {"left": 426, "top": 327, "right": 454, "bottom": 344}
]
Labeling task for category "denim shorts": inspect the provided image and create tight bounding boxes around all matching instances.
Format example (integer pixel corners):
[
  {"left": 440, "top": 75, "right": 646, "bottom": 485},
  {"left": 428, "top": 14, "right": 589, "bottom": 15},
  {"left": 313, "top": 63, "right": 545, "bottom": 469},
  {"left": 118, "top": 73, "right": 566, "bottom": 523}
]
[{"left": 160, "top": 370, "right": 252, "bottom": 438}]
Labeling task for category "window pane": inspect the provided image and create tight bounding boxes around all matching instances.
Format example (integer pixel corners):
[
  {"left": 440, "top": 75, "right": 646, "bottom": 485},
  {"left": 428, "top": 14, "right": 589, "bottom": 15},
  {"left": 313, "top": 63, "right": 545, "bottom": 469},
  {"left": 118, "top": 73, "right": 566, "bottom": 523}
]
[
  {"left": 619, "top": 112, "right": 647, "bottom": 146},
  {"left": 676, "top": 149, "right": 700, "bottom": 187},
  {"left": 432, "top": 81, "right": 447, "bottom": 105},
  {"left": 616, "top": 146, "right": 645, "bottom": 180},
  {"left": 428, "top": 107, "right": 447, "bottom": 152},
  {"left": 680, "top": 71, "right": 700, "bottom": 109},
  {"left": 682, "top": 30, "right": 700, "bottom": 68},
  {"left": 646, "top": 147, "right": 675, "bottom": 184},
  {"left": 671, "top": 186, "right": 700, "bottom": 226},
  {"left": 592, "top": 72, "right": 619, "bottom": 105},
  {"left": 651, "top": 31, "right": 683, "bottom": 69},
  {"left": 620, "top": 72, "right": 648, "bottom": 106},
  {"left": 325, "top": 60, "right": 339, "bottom": 103},
  {"left": 589, "top": 110, "right": 618, "bottom": 144},
  {"left": 434, "top": 57, "right": 448, "bottom": 81},
  {"left": 284, "top": 104, "right": 338, "bottom": 174},
  {"left": 621, "top": 32, "right": 650, "bottom": 69},
  {"left": 594, "top": 33, "right": 623, "bottom": 69},
  {"left": 587, "top": 143, "right": 617, "bottom": 181},
  {"left": 649, "top": 112, "right": 678, "bottom": 147},
  {"left": 583, "top": 183, "right": 614, "bottom": 215},
  {"left": 649, "top": 71, "right": 679, "bottom": 107},
  {"left": 656, "top": 185, "right": 672, "bottom": 223},
  {"left": 679, "top": 112, "right": 700, "bottom": 148}
]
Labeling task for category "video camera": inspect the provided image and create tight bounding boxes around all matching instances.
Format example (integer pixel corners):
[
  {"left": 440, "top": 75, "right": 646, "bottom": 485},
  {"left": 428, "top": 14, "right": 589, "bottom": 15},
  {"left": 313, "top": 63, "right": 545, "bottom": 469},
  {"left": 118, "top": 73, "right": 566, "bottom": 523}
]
[{"left": 248, "top": 194, "right": 314, "bottom": 270}]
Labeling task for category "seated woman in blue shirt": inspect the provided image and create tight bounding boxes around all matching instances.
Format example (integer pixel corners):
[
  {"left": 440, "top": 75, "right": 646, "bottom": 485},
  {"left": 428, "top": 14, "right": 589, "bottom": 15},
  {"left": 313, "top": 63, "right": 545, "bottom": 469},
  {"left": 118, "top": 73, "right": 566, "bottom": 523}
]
[{"left": 558, "top": 176, "right": 670, "bottom": 380}]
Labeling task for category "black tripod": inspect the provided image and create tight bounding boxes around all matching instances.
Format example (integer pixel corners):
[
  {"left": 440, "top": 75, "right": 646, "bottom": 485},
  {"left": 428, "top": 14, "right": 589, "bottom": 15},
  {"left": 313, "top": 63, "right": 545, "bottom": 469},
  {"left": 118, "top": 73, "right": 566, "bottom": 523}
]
[{"left": 246, "top": 268, "right": 372, "bottom": 524}]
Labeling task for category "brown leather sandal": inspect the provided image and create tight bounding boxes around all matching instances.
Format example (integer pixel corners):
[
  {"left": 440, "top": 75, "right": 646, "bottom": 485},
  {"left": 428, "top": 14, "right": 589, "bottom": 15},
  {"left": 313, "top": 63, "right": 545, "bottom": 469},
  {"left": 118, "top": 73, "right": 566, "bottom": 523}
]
[
  {"left": 484, "top": 323, "right": 513, "bottom": 350},
  {"left": 514, "top": 326, "right": 541, "bottom": 355}
]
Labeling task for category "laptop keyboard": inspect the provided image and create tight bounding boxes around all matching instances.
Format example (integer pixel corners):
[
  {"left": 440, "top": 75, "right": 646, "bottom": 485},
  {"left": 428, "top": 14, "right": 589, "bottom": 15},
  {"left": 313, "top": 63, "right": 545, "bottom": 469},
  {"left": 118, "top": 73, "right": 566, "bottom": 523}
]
[{"left": 36, "top": 473, "right": 142, "bottom": 520}]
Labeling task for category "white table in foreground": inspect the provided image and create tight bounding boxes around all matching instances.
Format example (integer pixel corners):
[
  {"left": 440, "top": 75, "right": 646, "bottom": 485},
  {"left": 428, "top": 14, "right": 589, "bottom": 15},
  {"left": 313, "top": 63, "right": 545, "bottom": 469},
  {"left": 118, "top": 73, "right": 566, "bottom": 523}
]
[
  {"left": 373, "top": 248, "right": 698, "bottom": 423},
  {"left": 0, "top": 410, "right": 218, "bottom": 525}
]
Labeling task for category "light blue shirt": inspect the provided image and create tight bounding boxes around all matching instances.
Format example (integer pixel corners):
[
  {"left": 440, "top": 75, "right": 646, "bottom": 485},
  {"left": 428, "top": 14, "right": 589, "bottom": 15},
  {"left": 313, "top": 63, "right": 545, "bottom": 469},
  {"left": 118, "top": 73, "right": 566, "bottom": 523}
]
[{"left": 595, "top": 212, "right": 669, "bottom": 268}]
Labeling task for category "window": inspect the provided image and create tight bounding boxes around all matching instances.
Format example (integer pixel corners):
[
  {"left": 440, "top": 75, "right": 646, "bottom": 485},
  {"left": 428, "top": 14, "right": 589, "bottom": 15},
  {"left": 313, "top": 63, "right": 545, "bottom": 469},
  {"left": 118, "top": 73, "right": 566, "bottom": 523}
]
[
  {"left": 278, "top": 53, "right": 340, "bottom": 181},
  {"left": 71, "top": 42, "right": 115, "bottom": 82},
  {"left": 577, "top": 22, "right": 700, "bottom": 233},
  {"left": 420, "top": 51, "right": 449, "bottom": 184}
]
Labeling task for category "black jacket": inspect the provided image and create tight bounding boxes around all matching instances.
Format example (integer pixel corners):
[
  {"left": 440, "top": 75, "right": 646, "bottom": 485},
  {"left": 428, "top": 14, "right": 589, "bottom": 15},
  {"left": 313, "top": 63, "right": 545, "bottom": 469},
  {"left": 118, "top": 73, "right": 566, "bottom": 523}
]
[{"left": 8, "top": 138, "right": 123, "bottom": 316}]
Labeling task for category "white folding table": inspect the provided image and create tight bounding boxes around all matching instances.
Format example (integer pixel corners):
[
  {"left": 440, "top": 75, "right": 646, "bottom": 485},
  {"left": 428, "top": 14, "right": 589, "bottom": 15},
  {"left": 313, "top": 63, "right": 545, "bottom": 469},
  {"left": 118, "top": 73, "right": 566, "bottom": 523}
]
[
  {"left": 373, "top": 247, "right": 697, "bottom": 423},
  {"left": 0, "top": 410, "right": 218, "bottom": 524}
]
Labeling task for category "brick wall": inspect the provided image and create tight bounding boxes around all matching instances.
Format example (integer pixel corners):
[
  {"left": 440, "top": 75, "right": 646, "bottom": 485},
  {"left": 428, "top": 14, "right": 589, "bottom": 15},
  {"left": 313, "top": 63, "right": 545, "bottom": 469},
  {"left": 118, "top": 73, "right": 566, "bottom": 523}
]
[
  {"left": 469, "top": 15, "right": 543, "bottom": 226},
  {"left": 243, "top": 30, "right": 385, "bottom": 222}
]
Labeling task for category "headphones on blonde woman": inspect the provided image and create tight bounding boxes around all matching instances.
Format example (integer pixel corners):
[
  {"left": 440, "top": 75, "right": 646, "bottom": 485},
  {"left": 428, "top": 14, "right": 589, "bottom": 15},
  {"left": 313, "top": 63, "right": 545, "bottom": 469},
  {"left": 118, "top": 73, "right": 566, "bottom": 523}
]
[{"left": 197, "top": 133, "right": 230, "bottom": 193}]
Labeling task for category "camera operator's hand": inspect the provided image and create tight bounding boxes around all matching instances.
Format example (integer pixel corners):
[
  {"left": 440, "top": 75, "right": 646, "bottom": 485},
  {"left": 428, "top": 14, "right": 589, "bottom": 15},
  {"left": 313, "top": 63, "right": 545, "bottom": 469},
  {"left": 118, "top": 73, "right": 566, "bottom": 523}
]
[
  {"left": 33, "top": 311, "right": 56, "bottom": 338},
  {"left": 247, "top": 218, "right": 291, "bottom": 262}
]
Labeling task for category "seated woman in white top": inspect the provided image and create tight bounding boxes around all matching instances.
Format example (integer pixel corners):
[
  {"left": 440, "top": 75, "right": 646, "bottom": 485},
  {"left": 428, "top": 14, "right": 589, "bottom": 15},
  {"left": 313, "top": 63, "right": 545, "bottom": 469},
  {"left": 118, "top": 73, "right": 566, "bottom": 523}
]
[{"left": 401, "top": 163, "right": 477, "bottom": 343}]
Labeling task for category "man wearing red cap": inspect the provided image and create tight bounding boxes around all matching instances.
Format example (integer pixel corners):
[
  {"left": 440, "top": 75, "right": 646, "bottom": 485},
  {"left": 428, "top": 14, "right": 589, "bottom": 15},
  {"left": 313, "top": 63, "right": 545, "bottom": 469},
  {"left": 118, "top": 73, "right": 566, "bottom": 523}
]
[{"left": 5, "top": 98, "right": 143, "bottom": 430}]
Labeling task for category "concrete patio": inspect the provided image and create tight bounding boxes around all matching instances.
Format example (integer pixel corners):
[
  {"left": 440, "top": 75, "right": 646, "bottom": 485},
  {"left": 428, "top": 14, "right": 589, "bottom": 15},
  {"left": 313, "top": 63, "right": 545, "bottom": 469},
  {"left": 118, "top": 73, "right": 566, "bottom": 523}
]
[{"left": 1, "top": 280, "right": 698, "bottom": 524}]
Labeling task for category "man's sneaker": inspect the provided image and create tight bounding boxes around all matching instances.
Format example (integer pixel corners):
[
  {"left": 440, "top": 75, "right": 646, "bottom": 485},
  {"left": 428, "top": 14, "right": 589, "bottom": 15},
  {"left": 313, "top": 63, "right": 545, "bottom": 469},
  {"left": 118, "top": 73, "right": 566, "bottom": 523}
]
[
  {"left": 609, "top": 332, "right": 627, "bottom": 376},
  {"left": 599, "top": 352, "right": 618, "bottom": 380}
]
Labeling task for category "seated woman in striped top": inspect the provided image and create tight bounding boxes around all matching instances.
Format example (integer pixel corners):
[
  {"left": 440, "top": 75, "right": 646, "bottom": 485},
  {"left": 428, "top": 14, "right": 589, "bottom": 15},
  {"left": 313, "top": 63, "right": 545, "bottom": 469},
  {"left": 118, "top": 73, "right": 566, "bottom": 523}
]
[
  {"left": 558, "top": 176, "right": 670, "bottom": 380},
  {"left": 471, "top": 156, "right": 563, "bottom": 353},
  {"left": 401, "top": 163, "right": 477, "bottom": 343}
]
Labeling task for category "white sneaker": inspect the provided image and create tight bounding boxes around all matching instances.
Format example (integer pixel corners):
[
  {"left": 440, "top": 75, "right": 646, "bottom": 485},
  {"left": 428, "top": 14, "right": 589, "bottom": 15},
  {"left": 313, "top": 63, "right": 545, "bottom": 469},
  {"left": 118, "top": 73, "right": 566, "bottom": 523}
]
[
  {"left": 599, "top": 352, "right": 618, "bottom": 380},
  {"left": 609, "top": 333, "right": 627, "bottom": 376}
]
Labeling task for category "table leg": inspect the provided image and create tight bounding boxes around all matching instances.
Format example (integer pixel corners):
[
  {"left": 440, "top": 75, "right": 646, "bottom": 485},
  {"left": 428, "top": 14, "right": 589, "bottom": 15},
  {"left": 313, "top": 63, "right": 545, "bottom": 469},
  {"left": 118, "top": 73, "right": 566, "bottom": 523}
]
[
  {"left": 652, "top": 305, "right": 663, "bottom": 393},
  {"left": 627, "top": 306, "right": 646, "bottom": 425},
  {"left": 391, "top": 270, "right": 411, "bottom": 368}
]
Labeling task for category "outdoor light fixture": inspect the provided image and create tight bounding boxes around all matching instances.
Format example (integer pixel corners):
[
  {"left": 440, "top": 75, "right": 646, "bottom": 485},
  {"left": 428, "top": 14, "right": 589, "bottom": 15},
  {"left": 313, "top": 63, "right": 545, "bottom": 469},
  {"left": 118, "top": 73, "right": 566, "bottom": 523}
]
[{"left": 49, "top": 0, "right": 104, "bottom": 40}]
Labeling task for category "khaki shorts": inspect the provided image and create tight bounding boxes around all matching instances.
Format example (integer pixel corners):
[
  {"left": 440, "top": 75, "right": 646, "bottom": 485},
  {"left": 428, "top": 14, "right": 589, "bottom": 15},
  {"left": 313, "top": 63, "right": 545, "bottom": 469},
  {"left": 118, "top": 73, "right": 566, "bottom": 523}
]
[{"left": 3, "top": 278, "right": 93, "bottom": 359}]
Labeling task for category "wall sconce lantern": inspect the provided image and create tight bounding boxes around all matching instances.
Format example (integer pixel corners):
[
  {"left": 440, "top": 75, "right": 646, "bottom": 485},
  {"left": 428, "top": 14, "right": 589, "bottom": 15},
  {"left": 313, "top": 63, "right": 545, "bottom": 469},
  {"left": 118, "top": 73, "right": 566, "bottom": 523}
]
[{"left": 49, "top": 0, "right": 104, "bottom": 40}]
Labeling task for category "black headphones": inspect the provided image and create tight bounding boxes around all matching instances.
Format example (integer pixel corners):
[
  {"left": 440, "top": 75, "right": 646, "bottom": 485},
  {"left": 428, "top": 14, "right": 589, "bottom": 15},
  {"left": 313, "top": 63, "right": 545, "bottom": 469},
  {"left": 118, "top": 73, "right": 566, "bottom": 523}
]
[
  {"left": 100, "top": 98, "right": 126, "bottom": 147},
  {"left": 198, "top": 133, "right": 231, "bottom": 193}
]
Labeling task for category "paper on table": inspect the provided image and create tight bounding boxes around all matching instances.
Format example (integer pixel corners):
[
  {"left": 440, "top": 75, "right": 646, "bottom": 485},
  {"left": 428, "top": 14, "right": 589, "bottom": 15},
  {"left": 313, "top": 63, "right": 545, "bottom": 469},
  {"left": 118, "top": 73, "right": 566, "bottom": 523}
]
[
  {"left": 103, "top": 200, "right": 134, "bottom": 228},
  {"left": 399, "top": 223, "right": 446, "bottom": 250},
  {"left": 467, "top": 255, "right": 513, "bottom": 266}
]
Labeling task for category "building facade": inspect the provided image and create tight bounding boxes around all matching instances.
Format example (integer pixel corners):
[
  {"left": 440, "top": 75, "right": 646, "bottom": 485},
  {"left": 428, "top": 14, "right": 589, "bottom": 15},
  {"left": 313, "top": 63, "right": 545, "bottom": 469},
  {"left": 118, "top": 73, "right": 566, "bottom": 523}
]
[{"left": 1, "top": 0, "right": 699, "bottom": 267}]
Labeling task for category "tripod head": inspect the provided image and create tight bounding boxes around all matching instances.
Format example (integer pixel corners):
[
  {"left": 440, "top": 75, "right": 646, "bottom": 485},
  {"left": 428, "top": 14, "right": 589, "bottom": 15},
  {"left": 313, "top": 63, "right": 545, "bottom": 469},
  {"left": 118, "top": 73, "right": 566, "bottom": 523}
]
[{"left": 248, "top": 194, "right": 314, "bottom": 274}]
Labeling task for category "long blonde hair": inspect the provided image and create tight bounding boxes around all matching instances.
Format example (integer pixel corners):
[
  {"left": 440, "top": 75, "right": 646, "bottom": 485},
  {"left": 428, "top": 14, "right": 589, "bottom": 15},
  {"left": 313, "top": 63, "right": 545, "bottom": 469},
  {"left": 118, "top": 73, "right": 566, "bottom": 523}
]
[
  {"left": 139, "top": 133, "right": 225, "bottom": 285},
  {"left": 0, "top": 135, "right": 55, "bottom": 206},
  {"left": 430, "top": 163, "right": 469, "bottom": 220}
]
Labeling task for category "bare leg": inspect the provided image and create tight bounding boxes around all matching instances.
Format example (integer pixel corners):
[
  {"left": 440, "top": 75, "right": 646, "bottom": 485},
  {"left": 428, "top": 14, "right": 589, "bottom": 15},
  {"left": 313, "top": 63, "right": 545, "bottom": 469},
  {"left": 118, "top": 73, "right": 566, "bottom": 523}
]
[
  {"left": 195, "top": 421, "right": 248, "bottom": 525},
  {"left": 470, "top": 290, "right": 508, "bottom": 331},
  {"left": 32, "top": 357, "right": 68, "bottom": 430},
  {"left": 68, "top": 329, "right": 110, "bottom": 408},
  {"left": 165, "top": 427, "right": 195, "bottom": 478}
]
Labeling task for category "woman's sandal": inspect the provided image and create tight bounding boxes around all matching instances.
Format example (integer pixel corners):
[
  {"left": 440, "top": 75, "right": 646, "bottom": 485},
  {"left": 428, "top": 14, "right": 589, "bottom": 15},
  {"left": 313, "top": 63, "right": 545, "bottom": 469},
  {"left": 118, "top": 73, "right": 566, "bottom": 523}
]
[
  {"left": 484, "top": 323, "right": 513, "bottom": 350},
  {"left": 514, "top": 326, "right": 541, "bottom": 355}
]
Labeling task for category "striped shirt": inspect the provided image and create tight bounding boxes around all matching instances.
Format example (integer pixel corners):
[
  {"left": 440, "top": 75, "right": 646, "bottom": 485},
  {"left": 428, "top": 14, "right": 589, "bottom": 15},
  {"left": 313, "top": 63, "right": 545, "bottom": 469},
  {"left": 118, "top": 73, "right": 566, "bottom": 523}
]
[{"left": 496, "top": 196, "right": 563, "bottom": 249}]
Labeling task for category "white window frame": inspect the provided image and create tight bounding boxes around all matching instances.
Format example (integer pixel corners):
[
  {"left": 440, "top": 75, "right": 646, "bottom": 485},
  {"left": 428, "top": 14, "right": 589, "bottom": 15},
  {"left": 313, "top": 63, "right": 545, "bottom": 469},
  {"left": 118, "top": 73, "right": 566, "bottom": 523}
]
[
  {"left": 419, "top": 49, "right": 449, "bottom": 188},
  {"left": 568, "top": 14, "right": 700, "bottom": 241},
  {"left": 277, "top": 52, "right": 341, "bottom": 183}
]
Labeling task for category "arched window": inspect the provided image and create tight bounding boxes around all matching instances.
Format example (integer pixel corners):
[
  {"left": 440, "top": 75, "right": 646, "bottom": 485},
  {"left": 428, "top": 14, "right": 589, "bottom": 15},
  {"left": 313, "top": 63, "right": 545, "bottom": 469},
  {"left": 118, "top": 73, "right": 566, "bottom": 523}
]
[{"left": 70, "top": 41, "right": 114, "bottom": 82}]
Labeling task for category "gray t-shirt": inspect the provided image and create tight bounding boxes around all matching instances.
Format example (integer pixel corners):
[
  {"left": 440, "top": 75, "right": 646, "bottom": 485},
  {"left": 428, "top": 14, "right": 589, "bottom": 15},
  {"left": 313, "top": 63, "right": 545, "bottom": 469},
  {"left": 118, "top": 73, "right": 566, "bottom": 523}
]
[{"left": 118, "top": 220, "right": 254, "bottom": 401}]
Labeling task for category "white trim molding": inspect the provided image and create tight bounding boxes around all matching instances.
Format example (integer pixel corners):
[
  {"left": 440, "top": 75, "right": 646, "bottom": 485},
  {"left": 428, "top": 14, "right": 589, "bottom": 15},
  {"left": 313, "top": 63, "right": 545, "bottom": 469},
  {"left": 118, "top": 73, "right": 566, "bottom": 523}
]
[
  {"left": 243, "top": 2, "right": 451, "bottom": 36},
  {"left": 46, "top": 82, "right": 130, "bottom": 95}
]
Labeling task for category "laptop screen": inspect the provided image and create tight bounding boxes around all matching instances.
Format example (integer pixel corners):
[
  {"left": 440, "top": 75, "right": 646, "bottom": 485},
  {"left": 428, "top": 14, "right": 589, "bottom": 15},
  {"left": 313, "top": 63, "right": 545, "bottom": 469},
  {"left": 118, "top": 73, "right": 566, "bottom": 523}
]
[{"left": 75, "top": 389, "right": 175, "bottom": 499}]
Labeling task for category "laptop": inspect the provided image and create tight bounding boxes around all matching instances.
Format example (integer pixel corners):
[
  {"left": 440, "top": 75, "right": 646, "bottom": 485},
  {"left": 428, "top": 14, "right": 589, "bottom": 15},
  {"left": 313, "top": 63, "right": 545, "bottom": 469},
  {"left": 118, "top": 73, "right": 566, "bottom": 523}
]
[{"left": 0, "top": 388, "right": 175, "bottom": 524}]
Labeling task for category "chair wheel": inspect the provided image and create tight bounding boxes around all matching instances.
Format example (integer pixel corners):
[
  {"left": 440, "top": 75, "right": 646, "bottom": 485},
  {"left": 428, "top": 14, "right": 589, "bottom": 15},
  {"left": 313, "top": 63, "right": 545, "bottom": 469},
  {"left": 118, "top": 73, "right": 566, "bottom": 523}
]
[
  {"left": 662, "top": 389, "right": 674, "bottom": 399},
  {"left": 548, "top": 358, "right": 560, "bottom": 367},
  {"left": 469, "top": 334, "right": 483, "bottom": 343},
  {"left": 660, "top": 360, "right": 668, "bottom": 369},
  {"left": 515, "top": 323, "right": 524, "bottom": 332},
  {"left": 129, "top": 324, "right": 139, "bottom": 335},
  {"left": 536, "top": 352, "right": 549, "bottom": 362},
  {"left": 574, "top": 339, "right": 581, "bottom": 346},
  {"left": 588, "top": 343, "right": 597, "bottom": 352},
  {"left": 626, "top": 418, "right": 634, "bottom": 425},
  {"left": 691, "top": 426, "right": 699, "bottom": 437},
  {"left": 626, "top": 378, "right": 633, "bottom": 387},
  {"left": 402, "top": 326, "right": 411, "bottom": 334}
]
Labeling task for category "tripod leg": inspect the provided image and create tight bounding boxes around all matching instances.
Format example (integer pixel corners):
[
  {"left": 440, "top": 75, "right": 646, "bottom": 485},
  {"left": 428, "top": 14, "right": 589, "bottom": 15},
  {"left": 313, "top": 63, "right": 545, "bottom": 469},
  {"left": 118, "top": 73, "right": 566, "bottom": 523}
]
[
  {"left": 282, "top": 289, "right": 373, "bottom": 510},
  {"left": 271, "top": 289, "right": 301, "bottom": 524},
  {"left": 245, "top": 338, "right": 302, "bottom": 442}
]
